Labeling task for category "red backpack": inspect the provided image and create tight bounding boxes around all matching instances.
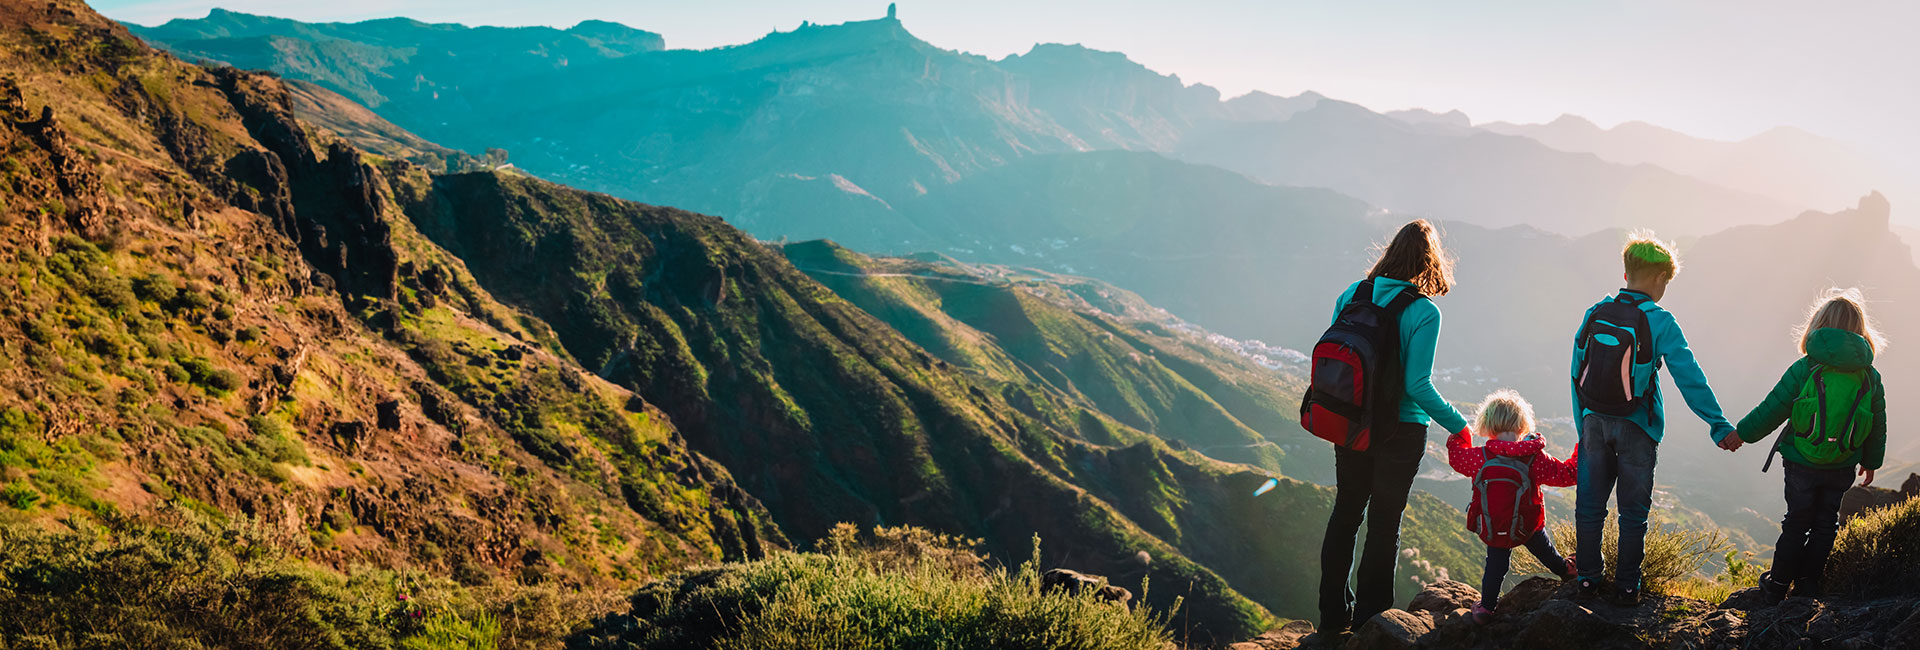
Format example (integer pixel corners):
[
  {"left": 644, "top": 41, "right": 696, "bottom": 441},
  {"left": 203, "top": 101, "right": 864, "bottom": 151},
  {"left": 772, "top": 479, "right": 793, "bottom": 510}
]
[
  {"left": 1471, "top": 454, "right": 1536, "bottom": 549},
  {"left": 1300, "top": 278, "right": 1419, "bottom": 451}
]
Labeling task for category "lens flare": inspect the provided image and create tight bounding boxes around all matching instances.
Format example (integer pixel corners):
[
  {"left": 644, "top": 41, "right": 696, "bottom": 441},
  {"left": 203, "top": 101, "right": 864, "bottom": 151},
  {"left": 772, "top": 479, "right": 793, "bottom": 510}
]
[{"left": 1253, "top": 477, "right": 1278, "bottom": 497}]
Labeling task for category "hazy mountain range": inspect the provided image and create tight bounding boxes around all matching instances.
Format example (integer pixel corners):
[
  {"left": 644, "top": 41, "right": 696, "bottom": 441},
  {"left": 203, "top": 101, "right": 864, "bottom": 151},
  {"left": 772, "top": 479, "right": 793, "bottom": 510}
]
[
  {"left": 1480, "top": 114, "right": 1910, "bottom": 217},
  {"left": 128, "top": 8, "right": 1901, "bottom": 242}
]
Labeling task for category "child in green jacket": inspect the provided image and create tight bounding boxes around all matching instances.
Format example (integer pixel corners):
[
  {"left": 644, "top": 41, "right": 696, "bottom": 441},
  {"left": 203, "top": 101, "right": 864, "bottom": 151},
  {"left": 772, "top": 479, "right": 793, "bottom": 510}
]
[{"left": 1732, "top": 289, "right": 1888, "bottom": 602}]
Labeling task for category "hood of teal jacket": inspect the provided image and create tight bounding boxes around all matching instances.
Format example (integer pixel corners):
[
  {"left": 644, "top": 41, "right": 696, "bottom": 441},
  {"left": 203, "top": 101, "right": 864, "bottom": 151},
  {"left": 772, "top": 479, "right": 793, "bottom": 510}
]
[{"left": 1807, "top": 328, "right": 1874, "bottom": 370}]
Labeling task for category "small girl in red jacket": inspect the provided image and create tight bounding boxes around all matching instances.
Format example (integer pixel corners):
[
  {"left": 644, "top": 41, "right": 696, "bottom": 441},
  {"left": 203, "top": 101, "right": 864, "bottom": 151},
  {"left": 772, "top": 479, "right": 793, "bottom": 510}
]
[{"left": 1447, "top": 390, "right": 1580, "bottom": 623}]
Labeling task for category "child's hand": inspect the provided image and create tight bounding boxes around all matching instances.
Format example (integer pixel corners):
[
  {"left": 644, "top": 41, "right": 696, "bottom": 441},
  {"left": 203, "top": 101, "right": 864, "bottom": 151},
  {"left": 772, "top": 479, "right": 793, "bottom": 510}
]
[
  {"left": 1859, "top": 467, "right": 1875, "bottom": 487},
  {"left": 1717, "top": 435, "right": 1743, "bottom": 452}
]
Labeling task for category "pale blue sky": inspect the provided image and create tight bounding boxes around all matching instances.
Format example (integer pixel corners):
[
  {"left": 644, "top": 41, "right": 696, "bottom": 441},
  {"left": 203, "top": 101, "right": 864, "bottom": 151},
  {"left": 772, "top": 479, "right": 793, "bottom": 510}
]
[{"left": 95, "top": 0, "right": 1920, "bottom": 185}]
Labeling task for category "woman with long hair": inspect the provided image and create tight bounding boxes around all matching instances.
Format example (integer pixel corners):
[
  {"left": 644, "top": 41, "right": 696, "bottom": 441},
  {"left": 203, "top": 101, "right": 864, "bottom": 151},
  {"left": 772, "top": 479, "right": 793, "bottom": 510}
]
[{"left": 1318, "top": 220, "right": 1472, "bottom": 635}]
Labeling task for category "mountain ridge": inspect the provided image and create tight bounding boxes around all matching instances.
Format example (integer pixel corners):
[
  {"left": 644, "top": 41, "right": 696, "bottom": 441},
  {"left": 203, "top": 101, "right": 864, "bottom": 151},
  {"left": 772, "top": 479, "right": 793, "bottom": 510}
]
[{"left": 125, "top": 9, "right": 1813, "bottom": 242}]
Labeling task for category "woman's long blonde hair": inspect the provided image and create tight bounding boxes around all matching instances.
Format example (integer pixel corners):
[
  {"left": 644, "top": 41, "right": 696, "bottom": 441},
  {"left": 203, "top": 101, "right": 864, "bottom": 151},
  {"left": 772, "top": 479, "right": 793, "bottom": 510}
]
[
  {"left": 1475, "top": 389, "right": 1535, "bottom": 438},
  {"left": 1797, "top": 288, "right": 1886, "bottom": 355}
]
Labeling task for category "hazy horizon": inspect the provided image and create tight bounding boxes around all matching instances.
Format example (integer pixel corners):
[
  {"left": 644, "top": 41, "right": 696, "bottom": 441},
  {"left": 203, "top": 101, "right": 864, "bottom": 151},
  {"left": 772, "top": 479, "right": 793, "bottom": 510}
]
[{"left": 95, "top": 0, "right": 1920, "bottom": 211}]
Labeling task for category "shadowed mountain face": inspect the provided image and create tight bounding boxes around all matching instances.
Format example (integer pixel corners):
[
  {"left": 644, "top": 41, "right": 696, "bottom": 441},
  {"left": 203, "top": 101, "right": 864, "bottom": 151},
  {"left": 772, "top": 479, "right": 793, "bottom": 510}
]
[{"left": 127, "top": 10, "right": 1803, "bottom": 244}]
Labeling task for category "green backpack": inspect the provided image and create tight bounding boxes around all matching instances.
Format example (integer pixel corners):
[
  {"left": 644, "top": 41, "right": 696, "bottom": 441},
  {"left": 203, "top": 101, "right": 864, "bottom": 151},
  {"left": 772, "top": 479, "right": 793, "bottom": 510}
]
[{"left": 1786, "top": 365, "right": 1877, "bottom": 466}]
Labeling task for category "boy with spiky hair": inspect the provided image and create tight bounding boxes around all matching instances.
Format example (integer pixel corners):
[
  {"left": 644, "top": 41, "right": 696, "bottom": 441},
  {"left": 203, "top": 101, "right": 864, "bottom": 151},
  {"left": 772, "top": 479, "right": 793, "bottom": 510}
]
[{"left": 1568, "top": 233, "right": 1739, "bottom": 606}]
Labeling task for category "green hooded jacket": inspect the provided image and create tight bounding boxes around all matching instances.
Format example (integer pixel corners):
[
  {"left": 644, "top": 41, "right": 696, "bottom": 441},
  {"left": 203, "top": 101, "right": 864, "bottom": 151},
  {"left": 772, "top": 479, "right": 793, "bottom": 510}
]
[{"left": 1735, "top": 328, "right": 1888, "bottom": 470}]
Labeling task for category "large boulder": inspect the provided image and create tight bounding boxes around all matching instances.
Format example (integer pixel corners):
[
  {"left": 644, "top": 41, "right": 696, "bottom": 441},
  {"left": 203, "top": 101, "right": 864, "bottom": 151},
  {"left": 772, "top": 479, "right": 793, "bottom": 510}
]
[
  {"left": 1039, "top": 568, "right": 1132, "bottom": 607},
  {"left": 1348, "top": 609, "right": 1432, "bottom": 650},
  {"left": 1719, "top": 586, "right": 1775, "bottom": 612},
  {"left": 1420, "top": 607, "right": 1479, "bottom": 649},
  {"left": 1407, "top": 579, "right": 1481, "bottom": 614},
  {"left": 1496, "top": 577, "right": 1565, "bottom": 615},
  {"left": 1888, "top": 604, "right": 1920, "bottom": 650},
  {"left": 1226, "top": 620, "right": 1316, "bottom": 650},
  {"left": 1513, "top": 599, "right": 1652, "bottom": 650}
]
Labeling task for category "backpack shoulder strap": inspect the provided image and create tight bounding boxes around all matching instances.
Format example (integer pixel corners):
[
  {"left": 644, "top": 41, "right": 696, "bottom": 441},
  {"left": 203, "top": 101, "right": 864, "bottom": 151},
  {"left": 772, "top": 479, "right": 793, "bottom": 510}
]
[
  {"left": 1626, "top": 297, "right": 1659, "bottom": 364},
  {"left": 1382, "top": 284, "right": 1422, "bottom": 315}
]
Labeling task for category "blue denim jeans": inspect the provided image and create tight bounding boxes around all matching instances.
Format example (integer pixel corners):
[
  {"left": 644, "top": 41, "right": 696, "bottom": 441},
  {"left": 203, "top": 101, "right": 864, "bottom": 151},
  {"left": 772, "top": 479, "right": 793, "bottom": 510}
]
[{"left": 1575, "top": 414, "right": 1657, "bottom": 587}]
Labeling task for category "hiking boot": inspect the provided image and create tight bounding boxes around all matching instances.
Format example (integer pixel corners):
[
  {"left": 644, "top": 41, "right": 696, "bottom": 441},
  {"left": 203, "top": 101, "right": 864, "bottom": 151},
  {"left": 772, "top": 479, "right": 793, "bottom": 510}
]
[
  {"left": 1757, "top": 571, "right": 1789, "bottom": 604},
  {"left": 1789, "top": 575, "right": 1823, "bottom": 600},
  {"left": 1575, "top": 576, "right": 1610, "bottom": 601},
  {"left": 1469, "top": 603, "right": 1494, "bottom": 625},
  {"left": 1555, "top": 554, "right": 1579, "bottom": 581},
  {"left": 1607, "top": 583, "right": 1643, "bottom": 607}
]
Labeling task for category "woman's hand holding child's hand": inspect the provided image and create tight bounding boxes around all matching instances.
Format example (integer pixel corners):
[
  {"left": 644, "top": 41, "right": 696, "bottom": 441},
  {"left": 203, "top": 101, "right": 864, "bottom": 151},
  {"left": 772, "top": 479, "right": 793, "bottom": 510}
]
[{"left": 1717, "top": 435, "right": 1743, "bottom": 452}]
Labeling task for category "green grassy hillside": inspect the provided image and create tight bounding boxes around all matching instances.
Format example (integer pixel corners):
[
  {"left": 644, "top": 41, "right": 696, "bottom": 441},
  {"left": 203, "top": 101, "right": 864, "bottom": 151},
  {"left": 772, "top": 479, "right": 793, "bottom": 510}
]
[
  {"left": 778, "top": 239, "right": 1308, "bottom": 478},
  {"left": 0, "top": 0, "right": 771, "bottom": 615},
  {"left": 387, "top": 168, "right": 1486, "bottom": 640}
]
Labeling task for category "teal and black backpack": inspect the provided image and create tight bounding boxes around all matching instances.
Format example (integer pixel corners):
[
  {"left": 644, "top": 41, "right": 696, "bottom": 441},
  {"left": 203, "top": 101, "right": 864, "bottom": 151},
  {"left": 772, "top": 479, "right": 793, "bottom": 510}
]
[
  {"left": 1784, "top": 365, "right": 1877, "bottom": 466},
  {"left": 1574, "top": 293, "right": 1662, "bottom": 417}
]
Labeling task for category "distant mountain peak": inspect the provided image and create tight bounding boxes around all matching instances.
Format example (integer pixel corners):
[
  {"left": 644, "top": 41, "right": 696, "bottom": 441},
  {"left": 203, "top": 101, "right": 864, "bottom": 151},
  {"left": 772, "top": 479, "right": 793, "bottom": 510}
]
[
  {"left": 1386, "top": 107, "right": 1472, "bottom": 130},
  {"left": 1546, "top": 113, "right": 1601, "bottom": 130}
]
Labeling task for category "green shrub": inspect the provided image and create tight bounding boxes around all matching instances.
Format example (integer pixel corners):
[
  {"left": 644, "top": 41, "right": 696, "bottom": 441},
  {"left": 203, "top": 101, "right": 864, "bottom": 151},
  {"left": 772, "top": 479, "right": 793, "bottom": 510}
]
[
  {"left": 168, "top": 285, "right": 212, "bottom": 315},
  {"left": 0, "top": 480, "right": 39, "bottom": 510},
  {"left": 0, "top": 513, "right": 591, "bottom": 650},
  {"left": 175, "top": 356, "right": 244, "bottom": 393},
  {"left": 86, "top": 275, "right": 138, "bottom": 315},
  {"left": 1827, "top": 495, "right": 1920, "bottom": 598},
  {"left": 132, "top": 273, "right": 177, "bottom": 305},
  {"left": 1514, "top": 517, "right": 1729, "bottom": 595},
  {"left": 402, "top": 610, "right": 501, "bottom": 650},
  {"left": 246, "top": 415, "right": 309, "bottom": 466},
  {"left": 571, "top": 528, "right": 1174, "bottom": 650}
]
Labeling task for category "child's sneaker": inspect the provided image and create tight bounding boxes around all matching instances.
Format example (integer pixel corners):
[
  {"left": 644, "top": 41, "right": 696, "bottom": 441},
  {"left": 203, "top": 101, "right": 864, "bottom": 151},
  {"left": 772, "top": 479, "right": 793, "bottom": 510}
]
[
  {"left": 1607, "top": 583, "right": 1643, "bottom": 607},
  {"left": 1555, "top": 554, "right": 1579, "bottom": 581},
  {"left": 1575, "top": 576, "right": 1610, "bottom": 601},
  {"left": 1469, "top": 603, "right": 1494, "bottom": 625}
]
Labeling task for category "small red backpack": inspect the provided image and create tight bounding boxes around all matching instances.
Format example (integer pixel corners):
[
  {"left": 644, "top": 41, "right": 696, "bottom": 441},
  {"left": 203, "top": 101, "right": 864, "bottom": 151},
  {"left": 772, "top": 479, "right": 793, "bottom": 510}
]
[{"left": 1471, "top": 453, "right": 1536, "bottom": 549}]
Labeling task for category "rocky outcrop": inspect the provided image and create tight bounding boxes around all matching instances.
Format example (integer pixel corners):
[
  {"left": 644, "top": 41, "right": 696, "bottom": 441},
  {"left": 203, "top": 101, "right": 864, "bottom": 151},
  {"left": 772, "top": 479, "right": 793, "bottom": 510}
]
[
  {"left": 1041, "top": 568, "right": 1134, "bottom": 607},
  {"left": 1236, "top": 578, "right": 1920, "bottom": 650},
  {"left": 1839, "top": 472, "right": 1920, "bottom": 521}
]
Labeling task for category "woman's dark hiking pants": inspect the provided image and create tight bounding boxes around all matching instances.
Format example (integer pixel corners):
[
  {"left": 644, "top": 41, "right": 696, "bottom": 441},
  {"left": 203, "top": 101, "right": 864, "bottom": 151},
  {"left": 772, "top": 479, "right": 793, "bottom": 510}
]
[
  {"left": 1771, "top": 462, "right": 1855, "bottom": 597},
  {"left": 1319, "top": 422, "right": 1428, "bottom": 632}
]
